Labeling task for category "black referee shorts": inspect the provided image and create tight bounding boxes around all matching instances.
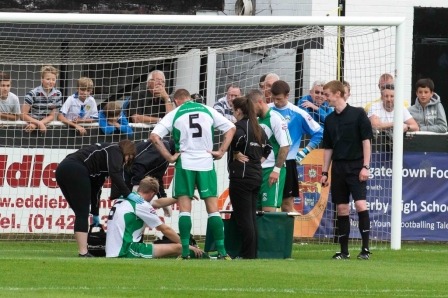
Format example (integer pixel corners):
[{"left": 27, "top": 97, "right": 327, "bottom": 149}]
[{"left": 330, "top": 159, "right": 367, "bottom": 204}]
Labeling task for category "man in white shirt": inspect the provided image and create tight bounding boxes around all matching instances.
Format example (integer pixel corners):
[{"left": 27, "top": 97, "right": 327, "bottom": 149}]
[
  {"left": 0, "top": 72, "right": 21, "bottom": 121},
  {"left": 365, "top": 73, "right": 410, "bottom": 113},
  {"left": 368, "top": 84, "right": 419, "bottom": 133},
  {"left": 368, "top": 84, "right": 419, "bottom": 151},
  {"left": 150, "top": 88, "right": 235, "bottom": 260}
]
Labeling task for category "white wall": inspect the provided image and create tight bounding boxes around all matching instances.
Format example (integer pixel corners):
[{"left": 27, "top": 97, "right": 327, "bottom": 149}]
[
  {"left": 224, "top": 0, "right": 313, "bottom": 16},
  {"left": 341, "top": 0, "right": 448, "bottom": 105},
  {"left": 175, "top": 49, "right": 201, "bottom": 94},
  {"left": 304, "top": 0, "right": 341, "bottom": 96}
]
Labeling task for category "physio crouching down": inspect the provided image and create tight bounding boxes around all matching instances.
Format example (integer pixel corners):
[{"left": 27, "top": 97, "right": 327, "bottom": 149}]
[{"left": 56, "top": 140, "right": 143, "bottom": 257}]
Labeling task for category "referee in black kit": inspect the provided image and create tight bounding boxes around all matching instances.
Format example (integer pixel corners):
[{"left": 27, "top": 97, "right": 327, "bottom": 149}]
[{"left": 320, "top": 80, "right": 373, "bottom": 260}]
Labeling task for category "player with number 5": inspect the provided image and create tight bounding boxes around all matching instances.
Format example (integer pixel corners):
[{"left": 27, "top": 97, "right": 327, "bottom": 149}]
[{"left": 150, "top": 89, "right": 236, "bottom": 260}]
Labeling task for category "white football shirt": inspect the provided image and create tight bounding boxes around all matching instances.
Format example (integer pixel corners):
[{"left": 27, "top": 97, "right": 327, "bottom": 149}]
[
  {"left": 105, "top": 199, "right": 163, "bottom": 258},
  {"left": 60, "top": 93, "right": 98, "bottom": 121},
  {"left": 152, "top": 101, "right": 235, "bottom": 171}
]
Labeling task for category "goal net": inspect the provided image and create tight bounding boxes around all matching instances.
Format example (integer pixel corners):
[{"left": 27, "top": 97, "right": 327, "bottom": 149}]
[{"left": 0, "top": 13, "right": 404, "bottom": 249}]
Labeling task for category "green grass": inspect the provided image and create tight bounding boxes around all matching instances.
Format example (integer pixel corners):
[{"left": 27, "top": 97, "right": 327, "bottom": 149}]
[{"left": 0, "top": 242, "right": 447, "bottom": 297}]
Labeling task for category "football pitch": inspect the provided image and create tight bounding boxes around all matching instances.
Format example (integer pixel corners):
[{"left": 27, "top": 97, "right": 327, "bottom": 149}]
[{"left": 0, "top": 241, "right": 447, "bottom": 297}]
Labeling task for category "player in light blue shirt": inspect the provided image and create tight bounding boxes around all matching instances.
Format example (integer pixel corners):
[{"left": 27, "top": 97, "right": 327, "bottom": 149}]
[{"left": 269, "top": 80, "right": 323, "bottom": 212}]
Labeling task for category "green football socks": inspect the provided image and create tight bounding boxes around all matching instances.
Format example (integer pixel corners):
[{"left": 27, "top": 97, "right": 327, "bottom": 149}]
[
  {"left": 208, "top": 215, "right": 227, "bottom": 256},
  {"left": 179, "top": 215, "right": 192, "bottom": 257}
]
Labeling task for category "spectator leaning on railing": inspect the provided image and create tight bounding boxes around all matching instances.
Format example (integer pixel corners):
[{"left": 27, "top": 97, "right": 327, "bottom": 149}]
[
  {"left": 22, "top": 65, "right": 62, "bottom": 133},
  {"left": 408, "top": 78, "right": 447, "bottom": 133},
  {"left": 58, "top": 77, "right": 98, "bottom": 135},
  {"left": 0, "top": 71, "right": 21, "bottom": 121}
]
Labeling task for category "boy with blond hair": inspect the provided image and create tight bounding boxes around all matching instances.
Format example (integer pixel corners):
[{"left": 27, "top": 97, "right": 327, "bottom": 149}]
[
  {"left": 98, "top": 101, "right": 133, "bottom": 136},
  {"left": 58, "top": 77, "right": 98, "bottom": 135},
  {"left": 22, "top": 65, "right": 62, "bottom": 133},
  {"left": 0, "top": 72, "right": 21, "bottom": 121}
]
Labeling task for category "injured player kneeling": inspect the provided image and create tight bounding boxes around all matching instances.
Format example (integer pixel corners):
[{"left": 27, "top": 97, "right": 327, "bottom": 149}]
[{"left": 105, "top": 176, "right": 203, "bottom": 259}]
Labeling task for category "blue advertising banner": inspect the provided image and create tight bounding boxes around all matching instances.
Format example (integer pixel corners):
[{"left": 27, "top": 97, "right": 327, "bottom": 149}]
[
  {"left": 363, "top": 151, "right": 392, "bottom": 240},
  {"left": 402, "top": 152, "right": 448, "bottom": 240},
  {"left": 317, "top": 151, "right": 448, "bottom": 241}
]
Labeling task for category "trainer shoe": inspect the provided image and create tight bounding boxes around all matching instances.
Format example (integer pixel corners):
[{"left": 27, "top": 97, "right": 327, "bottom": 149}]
[
  {"left": 176, "top": 255, "right": 190, "bottom": 260},
  {"left": 199, "top": 252, "right": 212, "bottom": 259},
  {"left": 78, "top": 252, "right": 94, "bottom": 257},
  {"left": 217, "top": 254, "right": 232, "bottom": 260},
  {"left": 332, "top": 252, "right": 350, "bottom": 260},
  {"left": 357, "top": 248, "right": 372, "bottom": 260}
]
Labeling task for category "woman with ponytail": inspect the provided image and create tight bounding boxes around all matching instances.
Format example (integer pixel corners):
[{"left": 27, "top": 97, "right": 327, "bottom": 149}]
[{"left": 228, "top": 96, "right": 271, "bottom": 259}]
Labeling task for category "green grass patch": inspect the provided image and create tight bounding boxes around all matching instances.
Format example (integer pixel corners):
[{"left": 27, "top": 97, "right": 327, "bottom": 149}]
[{"left": 0, "top": 241, "right": 447, "bottom": 297}]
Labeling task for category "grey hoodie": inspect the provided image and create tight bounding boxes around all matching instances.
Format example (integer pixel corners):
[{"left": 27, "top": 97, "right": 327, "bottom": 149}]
[{"left": 408, "top": 92, "right": 447, "bottom": 133}]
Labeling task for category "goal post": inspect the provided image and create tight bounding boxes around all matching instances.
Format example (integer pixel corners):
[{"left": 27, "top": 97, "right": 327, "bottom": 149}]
[
  {"left": 0, "top": 12, "right": 405, "bottom": 249},
  {"left": 391, "top": 21, "right": 406, "bottom": 250}
]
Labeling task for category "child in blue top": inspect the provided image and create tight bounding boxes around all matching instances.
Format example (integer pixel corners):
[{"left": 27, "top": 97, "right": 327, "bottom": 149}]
[{"left": 99, "top": 101, "right": 133, "bottom": 136}]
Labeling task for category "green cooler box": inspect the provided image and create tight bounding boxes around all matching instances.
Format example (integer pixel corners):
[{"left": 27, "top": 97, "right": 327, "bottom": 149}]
[{"left": 205, "top": 212, "right": 295, "bottom": 259}]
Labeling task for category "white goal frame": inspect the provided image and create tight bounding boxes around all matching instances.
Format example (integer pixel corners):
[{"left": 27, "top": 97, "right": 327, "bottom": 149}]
[{"left": 0, "top": 12, "right": 406, "bottom": 250}]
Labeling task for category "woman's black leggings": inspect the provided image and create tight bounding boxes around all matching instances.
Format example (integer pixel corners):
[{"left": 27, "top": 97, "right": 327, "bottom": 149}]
[{"left": 55, "top": 158, "right": 92, "bottom": 233}]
